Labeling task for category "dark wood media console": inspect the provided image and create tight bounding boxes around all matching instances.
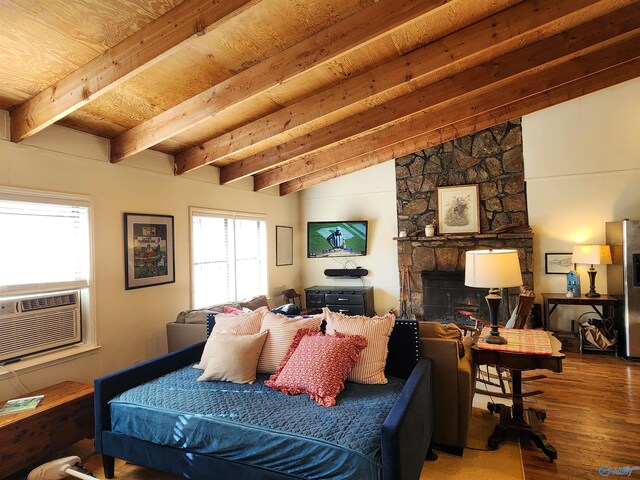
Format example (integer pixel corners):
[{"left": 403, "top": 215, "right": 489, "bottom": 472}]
[{"left": 304, "top": 286, "right": 375, "bottom": 316}]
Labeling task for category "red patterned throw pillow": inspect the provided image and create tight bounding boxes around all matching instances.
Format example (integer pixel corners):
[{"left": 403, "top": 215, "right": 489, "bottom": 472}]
[
  {"left": 265, "top": 329, "right": 367, "bottom": 407},
  {"left": 257, "top": 311, "right": 324, "bottom": 374}
]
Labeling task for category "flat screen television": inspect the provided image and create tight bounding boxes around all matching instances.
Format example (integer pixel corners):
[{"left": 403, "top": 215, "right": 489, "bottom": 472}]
[{"left": 307, "top": 221, "right": 368, "bottom": 258}]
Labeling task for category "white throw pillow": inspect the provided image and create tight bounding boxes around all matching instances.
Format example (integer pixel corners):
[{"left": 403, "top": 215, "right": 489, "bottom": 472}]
[
  {"left": 195, "top": 307, "right": 267, "bottom": 369},
  {"left": 197, "top": 331, "right": 268, "bottom": 384}
]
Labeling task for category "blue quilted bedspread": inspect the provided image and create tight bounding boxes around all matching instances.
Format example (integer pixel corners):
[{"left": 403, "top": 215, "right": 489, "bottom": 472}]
[{"left": 110, "top": 366, "right": 405, "bottom": 479}]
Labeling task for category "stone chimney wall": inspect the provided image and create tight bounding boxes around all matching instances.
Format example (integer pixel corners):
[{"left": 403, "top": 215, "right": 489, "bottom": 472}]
[
  {"left": 394, "top": 119, "right": 533, "bottom": 320},
  {"left": 396, "top": 119, "right": 527, "bottom": 234}
]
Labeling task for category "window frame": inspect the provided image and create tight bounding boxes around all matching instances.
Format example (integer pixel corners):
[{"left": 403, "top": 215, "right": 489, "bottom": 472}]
[
  {"left": 189, "top": 207, "right": 268, "bottom": 309},
  {"left": 0, "top": 186, "right": 98, "bottom": 375}
]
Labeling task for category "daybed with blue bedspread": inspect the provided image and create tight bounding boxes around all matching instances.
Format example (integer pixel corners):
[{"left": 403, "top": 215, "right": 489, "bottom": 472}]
[{"left": 94, "top": 320, "right": 433, "bottom": 480}]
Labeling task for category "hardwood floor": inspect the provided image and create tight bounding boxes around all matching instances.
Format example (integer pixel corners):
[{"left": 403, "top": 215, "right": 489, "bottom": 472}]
[{"left": 519, "top": 352, "right": 640, "bottom": 479}]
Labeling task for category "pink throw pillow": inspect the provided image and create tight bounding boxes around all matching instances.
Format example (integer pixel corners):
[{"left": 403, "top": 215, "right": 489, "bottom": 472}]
[
  {"left": 324, "top": 308, "right": 395, "bottom": 384},
  {"left": 265, "top": 329, "right": 367, "bottom": 407},
  {"left": 223, "top": 305, "right": 244, "bottom": 314}
]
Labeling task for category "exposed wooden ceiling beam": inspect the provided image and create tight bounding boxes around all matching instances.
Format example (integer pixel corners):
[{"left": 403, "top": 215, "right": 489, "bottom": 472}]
[
  {"left": 9, "top": 0, "right": 261, "bottom": 143},
  {"left": 109, "top": 0, "right": 505, "bottom": 163},
  {"left": 273, "top": 35, "right": 640, "bottom": 194},
  {"left": 175, "top": 0, "right": 624, "bottom": 176},
  {"left": 249, "top": 7, "right": 640, "bottom": 189},
  {"left": 279, "top": 58, "right": 640, "bottom": 194}
]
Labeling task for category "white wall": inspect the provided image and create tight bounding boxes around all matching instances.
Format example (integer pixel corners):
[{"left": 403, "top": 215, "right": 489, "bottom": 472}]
[
  {"left": 0, "top": 113, "right": 301, "bottom": 400},
  {"left": 524, "top": 77, "right": 640, "bottom": 330},
  {"left": 300, "top": 161, "right": 399, "bottom": 316}
]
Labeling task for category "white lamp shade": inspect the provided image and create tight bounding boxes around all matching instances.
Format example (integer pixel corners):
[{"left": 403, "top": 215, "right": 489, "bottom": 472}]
[
  {"left": 572, "top": 245, "right": 612, "bottom": 265},
  {"left": 465, "top": 249, "right": 523, "bottom": 288}
]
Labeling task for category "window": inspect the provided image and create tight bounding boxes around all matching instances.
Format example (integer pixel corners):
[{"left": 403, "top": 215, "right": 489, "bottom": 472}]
[
  {"left": 0, "top": 193, "right": 90, "bottom": 295},
  {"left": 191, "top": 208, "right": 267, "bottom": 309},
  {"left": 0, "top": 187, "right": 95, "bottom": 366}
]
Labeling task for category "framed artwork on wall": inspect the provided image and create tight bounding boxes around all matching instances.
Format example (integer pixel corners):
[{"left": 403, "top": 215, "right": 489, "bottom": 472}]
[
  {"left": 276, "top": 225, "right": 293, "bottom": 266},
  {"left": 545, "top": 252, "right": 573, "bottom": 274},
  {"left": 124, "top": 213, "right": 175, "bottom": 289},
  {"left": 436, "top": 184, "right": 480, "bottom": 234}
]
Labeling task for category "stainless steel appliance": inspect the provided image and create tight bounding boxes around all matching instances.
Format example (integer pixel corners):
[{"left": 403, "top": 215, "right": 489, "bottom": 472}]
[{"left": 606, "top": 220, "right": 640, "bottom": 358}]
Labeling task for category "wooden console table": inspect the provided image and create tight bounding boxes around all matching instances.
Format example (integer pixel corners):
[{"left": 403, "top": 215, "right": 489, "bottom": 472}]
[
  {"left": 0, "top": 381, "right": 94, "bottom": 478},
  {"left": 542, "top": 292, "right": 617, "bottom": 331},
  {"left": 472, "top": 331, "right": 564, "bottom": 462}
]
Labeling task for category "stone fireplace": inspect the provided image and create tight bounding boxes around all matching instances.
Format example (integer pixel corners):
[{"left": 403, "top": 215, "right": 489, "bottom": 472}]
[{"left": 395, "top": 119, "right": 533, "bottom": 322}]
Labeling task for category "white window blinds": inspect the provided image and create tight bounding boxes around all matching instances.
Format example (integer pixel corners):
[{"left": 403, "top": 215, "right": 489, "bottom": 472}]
[
  {"left": 0, "top": 192, "right": 91, "bottom": 296},
  {"left": 191, "top": 210, "right": 267, "bottom": 309}
]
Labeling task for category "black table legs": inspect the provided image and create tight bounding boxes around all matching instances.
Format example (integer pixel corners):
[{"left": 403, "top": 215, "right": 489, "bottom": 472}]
[{"left": 486, "top": 370, "right": 558, "bottom": 462}]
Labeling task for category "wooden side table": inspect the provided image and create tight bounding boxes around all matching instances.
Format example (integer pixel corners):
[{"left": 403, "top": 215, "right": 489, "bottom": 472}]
[
  {"left": 472, "top": 331, "right": 564, "bottom": 462},
  {"left": 0, "top": 381, "right": 94, "bottom": 478},
  {"left": 542, "top": 292, "right": 617, "bottom": 331}
]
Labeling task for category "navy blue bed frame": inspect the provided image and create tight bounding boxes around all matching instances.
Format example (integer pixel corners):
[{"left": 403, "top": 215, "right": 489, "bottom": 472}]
[{"left": 95, "top": 329, "right": 433, "bottom": 479}]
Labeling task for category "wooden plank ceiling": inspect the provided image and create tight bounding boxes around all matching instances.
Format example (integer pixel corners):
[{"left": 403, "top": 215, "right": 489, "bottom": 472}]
[{"left": 2, "top": 0, "right": 639, "bottom": 194}]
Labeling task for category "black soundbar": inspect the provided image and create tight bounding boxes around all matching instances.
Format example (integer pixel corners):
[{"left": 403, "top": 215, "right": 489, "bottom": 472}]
[{"left": 324, "top": 268, "right": 368, "bottom": 277}]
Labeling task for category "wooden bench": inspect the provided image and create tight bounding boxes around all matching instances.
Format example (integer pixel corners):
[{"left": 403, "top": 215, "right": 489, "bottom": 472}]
[{"left": 0, "top": 381, "right": 94, "bottom": 478}]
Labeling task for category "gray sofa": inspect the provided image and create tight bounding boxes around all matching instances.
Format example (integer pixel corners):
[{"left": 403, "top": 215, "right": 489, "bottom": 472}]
[{"left": 166, "top": 295, "right": 270, "bottom": 352}]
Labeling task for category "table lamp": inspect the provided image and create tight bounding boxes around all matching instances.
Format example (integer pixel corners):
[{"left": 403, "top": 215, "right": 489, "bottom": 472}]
[
  {"left": 572, "top": 245, "right": 612, "bottom": 297},
  {"left": 465, "top": 249, "right": 523, "bottom": 345}
]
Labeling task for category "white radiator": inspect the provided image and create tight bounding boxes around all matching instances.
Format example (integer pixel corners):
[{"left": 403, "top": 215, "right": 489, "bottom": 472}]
[{"left": 0, "top": 291, "right": 81, "bottom": 363}]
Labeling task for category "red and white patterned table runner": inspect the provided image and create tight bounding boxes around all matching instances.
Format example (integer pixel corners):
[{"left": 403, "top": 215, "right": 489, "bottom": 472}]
[{"left": 477, "top": 327, "right": 552, "bottom": 355}]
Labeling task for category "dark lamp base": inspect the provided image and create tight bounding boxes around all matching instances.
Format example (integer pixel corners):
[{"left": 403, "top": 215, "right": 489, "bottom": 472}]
[
  {"left": 484, "top": 333, "right": 508, "bottom": 345},
  {"left": 585, "top": 267, "right": 601, "bottom": 297},
  {"left": 485, "top": 293, "right": 508, "bottom": 345}
]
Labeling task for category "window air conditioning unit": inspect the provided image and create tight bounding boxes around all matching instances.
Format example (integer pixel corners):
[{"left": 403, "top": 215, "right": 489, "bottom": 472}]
[{"left": 0, "top": 291, "right": 81, "bottom": 363}]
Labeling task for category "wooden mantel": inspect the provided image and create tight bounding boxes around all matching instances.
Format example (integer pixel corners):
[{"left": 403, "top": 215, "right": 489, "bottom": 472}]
[{"left": 394, "top": 232, "right": 534, "bottom": 242}]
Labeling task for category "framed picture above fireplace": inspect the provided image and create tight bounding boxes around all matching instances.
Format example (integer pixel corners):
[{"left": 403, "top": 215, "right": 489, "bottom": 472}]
[{"left": 436, "top": 184, "right": 480, "bottom": 234}]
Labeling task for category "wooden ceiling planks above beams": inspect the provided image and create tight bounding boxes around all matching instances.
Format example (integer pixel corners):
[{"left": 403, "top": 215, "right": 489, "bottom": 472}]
[
  {"left": 279, "top": 57, "right": 640, "bottom": 195},
  {"left": 277, "top": 34, "right": 640, "bottom": 191},
  {"left": 244, "top": 5, "right": 640, "bottom": 189},
  {"left": 109, "top": 0, "right": 474, "bottom": 163},
  {"left": 176, "top": 0, "right": 626, "bottom": 177},
  {"left": 272, "top": 33, "right": 640, "bottom": 193},
  {"left": 9, "top": 0, "right": 262, "bottom": 143},
  {"left": 173, "top": 0, "right": 525, "bottom": 172},
  {"left": 3, "top": 0, "right": 639, "bottom": 194}
]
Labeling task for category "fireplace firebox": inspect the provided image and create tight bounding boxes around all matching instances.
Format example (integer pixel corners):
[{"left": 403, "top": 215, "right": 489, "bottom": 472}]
[{"left": 422, "top": 271, "right": 490, "bottom": 327}]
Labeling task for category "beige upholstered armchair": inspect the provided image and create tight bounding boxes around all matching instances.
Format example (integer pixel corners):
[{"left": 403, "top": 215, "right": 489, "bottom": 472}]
[{"left": 418, "top": 321, "right": 476, "bottom": 455}]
